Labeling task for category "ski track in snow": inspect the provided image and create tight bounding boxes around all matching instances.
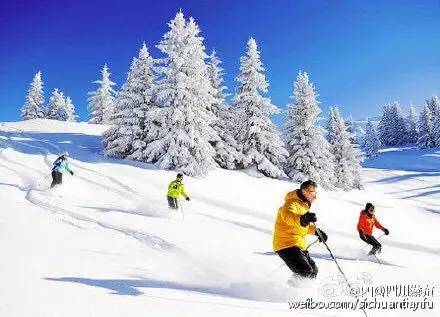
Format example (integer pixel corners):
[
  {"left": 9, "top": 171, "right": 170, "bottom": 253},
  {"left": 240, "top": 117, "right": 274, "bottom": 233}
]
[
  {"left": 3, "top": 126, "right": 438, "bottom": 260},
  {"left": 0, "top": 126, "right": 252, "bottom": 290},
  {"left": 0, "top": 126, "right": 178, "bottom": 254},
  {"left": 0, "top": 125, "right": 139, "bottom": 199},
  {"left": 1, "top": 124, "right": 140, "bottom": 195}
]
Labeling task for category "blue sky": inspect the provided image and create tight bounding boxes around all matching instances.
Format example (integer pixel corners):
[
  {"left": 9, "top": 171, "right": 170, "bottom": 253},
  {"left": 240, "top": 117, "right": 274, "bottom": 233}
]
[{"left": 1, "top": 0, "right": 440, "bottom": 124}]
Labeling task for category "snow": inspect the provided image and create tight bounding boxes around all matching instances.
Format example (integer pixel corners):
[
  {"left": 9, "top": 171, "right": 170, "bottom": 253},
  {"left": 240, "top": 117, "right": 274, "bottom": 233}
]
[
  {"left": 0, "top": 119, "right": 439, "bottom": 317},
  {"left": 363, "top": 146, "right": 440, "bottom": 172}
]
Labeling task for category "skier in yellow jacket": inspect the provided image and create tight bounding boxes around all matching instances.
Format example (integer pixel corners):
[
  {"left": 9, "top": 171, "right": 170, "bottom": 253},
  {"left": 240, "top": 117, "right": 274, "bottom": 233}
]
[
  {"left": 273, "top": 180, "right": 327, "bottom": 280},
  {"left": 167, "top": 173, "right": 190, "bottom": 209}
]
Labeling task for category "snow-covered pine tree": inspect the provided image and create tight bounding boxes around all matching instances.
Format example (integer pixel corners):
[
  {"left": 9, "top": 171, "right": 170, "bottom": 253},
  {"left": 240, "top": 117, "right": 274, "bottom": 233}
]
[
  {"left": 417, "top": 105, "right": 435, "bottom": 148},
  {"left": 327, "top": 107, "right": 363, "bottom": 190},
  {"left": 327, "top": 107, "right": 350, "bottom": 189},
  {"left": 363, "top": 118, "right": 381, "bottom": 157},
  {"left": 207, "top": 49, "right": 242, "bottom": 169},
  {"left": 47, "top": 88, "right": 66, "bottom": 120},
  {"left": 64, "top": 96, "right": 77, "bottom": 122},
  {"left": 393, "top": 102, "right": 409, "bottom": 144},
  {"left": 50, "top": 93, "right": 77, "bottom": 121},
  {"left": 344, "top": 115, "right": 357, "bottom": 144},
  {"left": 231, "top": 38, "right": 287, "bottom": 178},
  {"left": 283, "top": 71, "right": 336, "bottom": 189},
  {"left": 326, "top": 107, "right": 338, "bottom": 144},
  {"left": 406, "top": 105, "right": 418, "bottom": 144},
  {"left": 143, "top": 12, "right": 218, "bottom": 176},
  {"left": 427, "top": 96, "right": 440, "bottom": 147},
  {"left": 426, "top": 95, "right": 440, "bottom": 117},
  {"left": 378, "top": 102, "right": 407, "bottom": 146},
  {"left": 88, "top": 64, "right": 116, "bottom": 124},
  {"left": 103, "top": 43, "right": 158, "bottom": 160},
  {"left": 21, "top": 71, "right": 46, "bottom": 120},
  {"left": 378, "top": 104, "right": 392, "bottom": 145}
]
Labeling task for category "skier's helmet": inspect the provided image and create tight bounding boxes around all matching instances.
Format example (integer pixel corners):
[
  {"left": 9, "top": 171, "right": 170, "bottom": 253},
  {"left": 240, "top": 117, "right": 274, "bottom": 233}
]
[{"left": 177, "top": 173, "right": 183, "bottom": 179}]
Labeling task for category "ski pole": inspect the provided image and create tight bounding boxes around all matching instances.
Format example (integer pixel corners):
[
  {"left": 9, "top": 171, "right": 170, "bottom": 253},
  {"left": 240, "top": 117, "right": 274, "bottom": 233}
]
[
  {"left": 373, "top": 254, "right": 382, "bottom": 265},
  {"left": 306, "top": 237, "right": 320, "bottom": 250},
  {"left": 314, "top": 224, "right": 368, "bottom": 317},
  {"left": 36, "top": 174, "right": 50, "bottom": 188},
  {"left": 179, "top": 198, "right": 185, "bottom": 222}
]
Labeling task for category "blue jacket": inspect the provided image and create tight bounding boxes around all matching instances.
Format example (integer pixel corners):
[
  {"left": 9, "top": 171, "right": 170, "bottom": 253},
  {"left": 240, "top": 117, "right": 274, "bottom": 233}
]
[{"left": 52, "top": 156, "right": 73, "bottom": 174}]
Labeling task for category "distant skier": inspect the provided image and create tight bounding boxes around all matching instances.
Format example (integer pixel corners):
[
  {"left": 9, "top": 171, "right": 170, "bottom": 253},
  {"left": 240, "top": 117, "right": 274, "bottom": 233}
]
[
  {"left": 50, "top": 152, "right": 74, "bottom": 188},
  {"left": 357, "top": 203, "right": 389, "bottom": 255},
  {"left": 166, "top": 173, "right": 190, "bottom": 209},
  {"left": 273, "top": 180, "right": 328, "bottom": 282}
]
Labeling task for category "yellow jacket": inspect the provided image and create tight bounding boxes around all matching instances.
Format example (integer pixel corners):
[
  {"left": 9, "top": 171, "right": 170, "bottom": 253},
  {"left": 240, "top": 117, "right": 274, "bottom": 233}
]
[
  {"left": 167, "top": 180, "right": 188, "bottom": 199},
  {"left": 273, "top": 190, "right": 316, "bottom": 252}
]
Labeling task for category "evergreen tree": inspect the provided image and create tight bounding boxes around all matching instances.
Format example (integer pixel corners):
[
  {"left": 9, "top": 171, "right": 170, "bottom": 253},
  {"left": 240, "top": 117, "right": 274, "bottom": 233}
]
[
  {"left": 143, "top": 12, "right": 218, "bottom": 176},
  {"left": 406, "top": 105, "right": 418, "bottom": 144},
  {"left": 88, "top": 64, "right": 116, "bottom": 124},
  {"left": 231, "top": 38, "right": 287, "bottom": 178},
  {"left": 426, "top": 95, "right": 440, "bottom": 117},
  {"left": 103, "top": 43, "right": 158, "bottom": 160},
  {"left": 284, "top": 72, "right": 335, "bottom": 189},
  {"left": 207, "top": 50, "right": 242, "bottom": 169},
  {"left": 378, "top": 102, "right": 407, "bottom": 146},
  {"left": 427, "top": 96, "right": 440, "bottom": 147},
  {"left": 394, "top": 103, "right": 409, "bottom": 144},
  {"left": 344, "top": 115, "right": 357, "bottom": 144},
  {"left": 378, "top": 104, "right": 392, "bottom": 145},
  {"left": 47, "top": 88, "right": 66, "bottom": 120},
  {"left": 64, "top": 96, "right": 77, "bottom": 122},
  {"left": 417, "top": 105, "right": 435, "bottom": 148},
  {"left": 21, "top": 71, "right": 46, "bottom": 120},
  {"left": 327, "top": 107, "right": 363, "bottom": 190},
  {"left": 326, "top": 107, "right": 338, "bottom": 144},
  {"left": 363, "top": 118, "right": 381, "bottom": 157}
]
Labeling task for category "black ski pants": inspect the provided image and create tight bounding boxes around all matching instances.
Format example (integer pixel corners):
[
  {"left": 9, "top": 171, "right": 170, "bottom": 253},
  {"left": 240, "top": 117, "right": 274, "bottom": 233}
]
[
  {"left": 276, "top": 246, "right": 318, "bottom": 279},
  {"left": 359, "top": 230, "right": 381, "bottom": 249},
  {"left": 51, "top": 171, "right": 63, "bottom": 188},
  {"left": 167, "top": 196, "right": 179, "bottom": 209}
]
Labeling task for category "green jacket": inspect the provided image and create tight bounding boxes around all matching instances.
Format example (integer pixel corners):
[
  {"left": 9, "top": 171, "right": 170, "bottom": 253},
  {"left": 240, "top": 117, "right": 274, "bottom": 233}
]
[{"left": 167, "top": 180, "right": 188, "bottom": 199}]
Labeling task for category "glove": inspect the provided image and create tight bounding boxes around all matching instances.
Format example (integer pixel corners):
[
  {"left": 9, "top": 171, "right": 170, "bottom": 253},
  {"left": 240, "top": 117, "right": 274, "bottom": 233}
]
[
  {"left": 315, "top": 228, "right": 328, "bottom": 242},
  {"left": 70, "top": 171, "right": 74, "bottom": 176},
  {"left": 383, "top": 228, "right": 389, "bottom": 235},
  {"left": 186, "top": 197, "right": 190, "bottom": 201},
  {"left": 358, "top": 230, "right": 366, "bottom": 240},
  {"left": 300, "top": 212, "right": 317, "bottom": 227}
]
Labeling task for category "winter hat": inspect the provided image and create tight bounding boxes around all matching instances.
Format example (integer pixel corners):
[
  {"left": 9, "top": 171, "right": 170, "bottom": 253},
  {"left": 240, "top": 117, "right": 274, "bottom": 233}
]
[
  {"left": 365, "top": 202, "right": 374, "bottom": 211},
  {"left": 177, "top": 173, "right": 183, "bottom": 178}
]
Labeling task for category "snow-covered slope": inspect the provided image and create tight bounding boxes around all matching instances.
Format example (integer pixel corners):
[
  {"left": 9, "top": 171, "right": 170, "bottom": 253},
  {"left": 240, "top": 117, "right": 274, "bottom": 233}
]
[{"left": 0, "top": 119, "right": 439, "bottom": 317}]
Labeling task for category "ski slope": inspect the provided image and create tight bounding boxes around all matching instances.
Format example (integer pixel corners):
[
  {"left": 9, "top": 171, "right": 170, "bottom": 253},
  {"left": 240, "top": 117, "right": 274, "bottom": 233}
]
[{"left": 0, "top": 119, "right": 439, "bottom": 317}]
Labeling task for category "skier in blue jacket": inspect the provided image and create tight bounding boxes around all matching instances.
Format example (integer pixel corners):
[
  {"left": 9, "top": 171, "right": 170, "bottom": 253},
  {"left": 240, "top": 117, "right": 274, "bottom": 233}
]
[{"left": 51, "top": 152, "right": 74, "bottom": 188}]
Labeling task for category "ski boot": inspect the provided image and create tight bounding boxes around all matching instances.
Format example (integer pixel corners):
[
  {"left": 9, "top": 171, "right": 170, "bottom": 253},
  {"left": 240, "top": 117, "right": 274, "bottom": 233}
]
[{"left": 368, "top": 246, "right": 381, "bottom": 255}]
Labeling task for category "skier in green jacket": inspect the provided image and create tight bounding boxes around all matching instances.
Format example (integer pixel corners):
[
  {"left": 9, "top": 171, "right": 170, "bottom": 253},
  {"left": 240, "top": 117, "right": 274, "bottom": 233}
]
[{"left": 167, "top": 173, "right": 190, "bottom": 209}]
